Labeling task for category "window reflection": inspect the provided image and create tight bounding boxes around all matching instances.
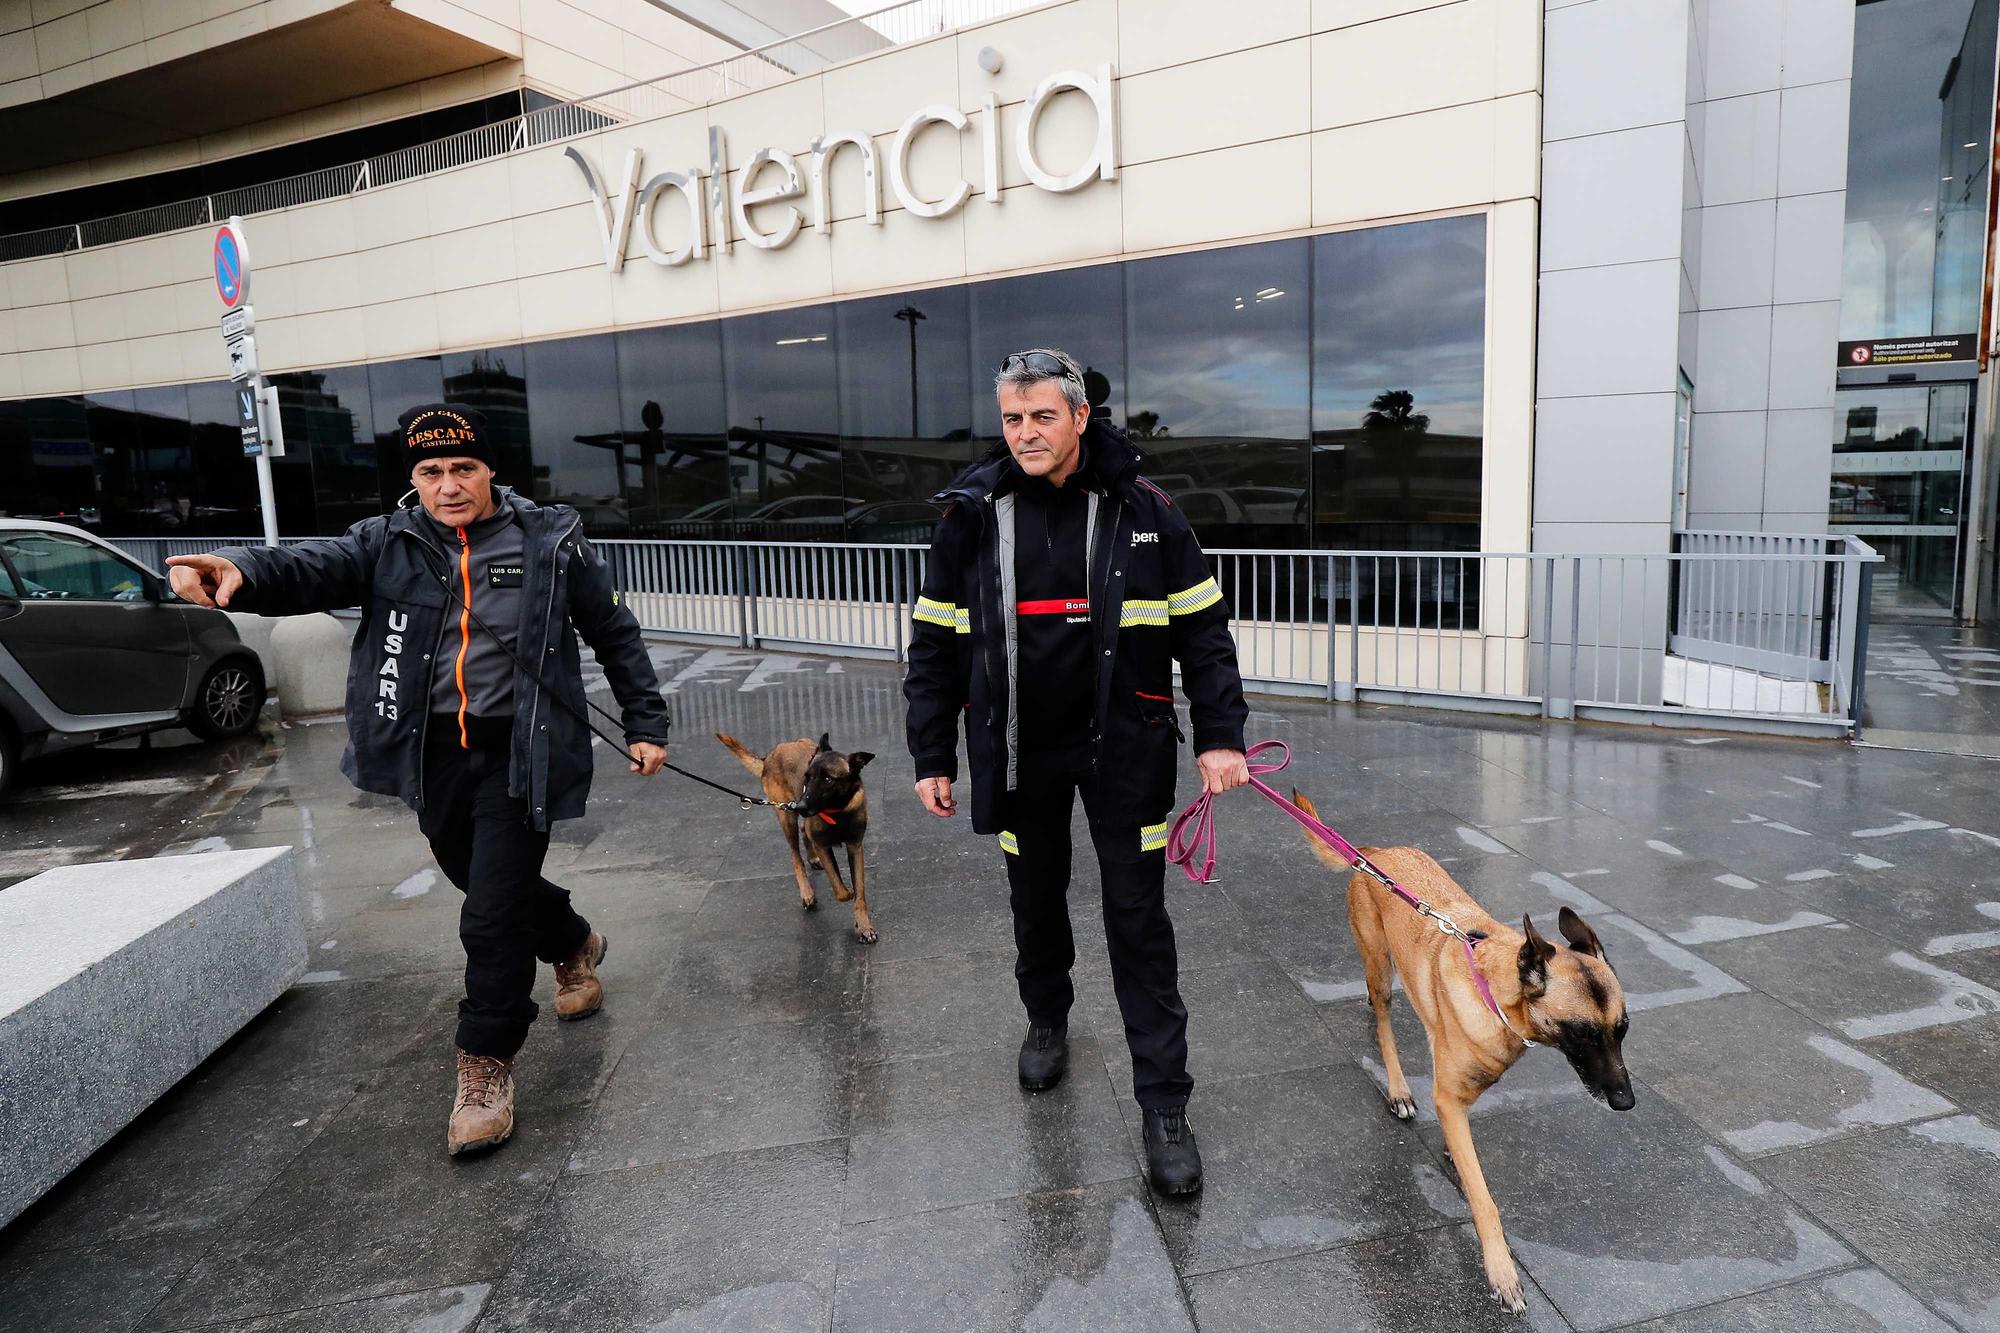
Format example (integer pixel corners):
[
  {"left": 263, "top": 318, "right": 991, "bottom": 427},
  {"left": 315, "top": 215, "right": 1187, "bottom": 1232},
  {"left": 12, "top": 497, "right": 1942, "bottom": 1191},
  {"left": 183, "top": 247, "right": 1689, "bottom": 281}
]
[
  {"left": 1843, "top": 0, "right": 1999, "bottom": 339},
  {"left": 1312, "top": 215, "right": 1485, "bottom": 555},
  {"left": 1830, "top": 383, "right": 1968, "bottom": 613},
  {"left": 1126, "top": 239, "right": 1310, "bottom": 550},
  {"left": 0, "top": 225, "right": 1491, "bottom": 552},
  {"left": 722, "top": 307, "right": 841, "bottom": 539},
  {"left": 615, "top": 322, "right": 729, "bottom": 535},
  {"left": 837, "top": 287, "right": 971, "bottom": 542}
]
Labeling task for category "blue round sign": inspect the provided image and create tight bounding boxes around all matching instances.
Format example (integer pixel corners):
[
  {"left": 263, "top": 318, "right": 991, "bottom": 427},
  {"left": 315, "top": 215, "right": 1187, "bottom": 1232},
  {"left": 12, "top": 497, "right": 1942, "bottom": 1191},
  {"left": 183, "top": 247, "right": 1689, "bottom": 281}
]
[{"left": 213, "top": 221, "right": 249, "bottom": 309}]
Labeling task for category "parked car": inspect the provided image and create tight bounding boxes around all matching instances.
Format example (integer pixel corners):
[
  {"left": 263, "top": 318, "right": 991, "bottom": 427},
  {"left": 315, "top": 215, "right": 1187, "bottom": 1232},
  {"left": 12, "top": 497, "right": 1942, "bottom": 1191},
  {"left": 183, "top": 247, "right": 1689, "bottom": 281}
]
[{"left": 0, "top": 520, "right": 265, "bottom": 798}]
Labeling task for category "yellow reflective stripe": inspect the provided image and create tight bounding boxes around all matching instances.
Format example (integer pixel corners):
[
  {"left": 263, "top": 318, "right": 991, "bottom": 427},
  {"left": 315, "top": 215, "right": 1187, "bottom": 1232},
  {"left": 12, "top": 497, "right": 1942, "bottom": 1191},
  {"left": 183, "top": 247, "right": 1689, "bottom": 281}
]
[
  {"left": 953, "top": 607, "right": 970, "bottom": 634},
  {"left": 914, "top": 596, "right": 959, "bottom": 629},
  {"left": 1167, "top": 578, "right": 1223, "bottom": 616},
  {"left": 999, "top": 830, "right": 1020, "bottom": 855},
  {"left": 1119, "top": 599, "right": 1169, "bottom": 627},
  {"left": 1139, "top": 821, "right": 1170, "bottom": 852}
]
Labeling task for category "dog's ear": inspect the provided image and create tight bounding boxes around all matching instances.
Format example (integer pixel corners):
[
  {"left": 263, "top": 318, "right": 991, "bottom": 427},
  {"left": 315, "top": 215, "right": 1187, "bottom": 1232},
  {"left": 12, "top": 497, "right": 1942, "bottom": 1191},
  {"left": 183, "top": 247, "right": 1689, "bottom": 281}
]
[
  {"left": 1557, "top": 905, "right": 1607, "bottom": 961},
  {"left": 848, "top": 751, "right": 875, "bottom": 774},
  {"left": 816, "top": 732, "right": 832, "bottom": 753},
  {"left": 1518, "top": 914, "right": 1558, "bottom": 995}
]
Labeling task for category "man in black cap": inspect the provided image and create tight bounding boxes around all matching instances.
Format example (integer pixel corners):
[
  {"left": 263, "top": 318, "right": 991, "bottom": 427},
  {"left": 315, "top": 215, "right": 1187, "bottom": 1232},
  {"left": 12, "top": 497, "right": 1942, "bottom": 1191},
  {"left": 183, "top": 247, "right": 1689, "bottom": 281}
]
[{"left": 168, "top": 404, "right": 670, "bottom": 1158}]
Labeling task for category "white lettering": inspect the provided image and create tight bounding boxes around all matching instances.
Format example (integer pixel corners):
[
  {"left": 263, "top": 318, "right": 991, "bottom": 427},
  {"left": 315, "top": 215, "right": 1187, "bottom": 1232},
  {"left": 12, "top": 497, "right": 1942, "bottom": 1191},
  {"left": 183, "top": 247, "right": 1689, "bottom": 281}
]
[
  {"left": 809, "top": 131, "right": 881, "bottom": 233},
  {"left": 890, "top": 105, "right": 972, "bottom": 220},
  {"left": 378, "top": 679, "right": 397, "bottom": 700},
  {"left": 564, "top": 146, "right": 642, "bottom": 272},
  {"left": 380, "top": 656, "right": 400, "bottom": 677},
  {"left": 387, "top": 610, "right": 409, "bottom": 633},
  {"left": 1017, "top": 65, "right": 1118, "bottom": 193},
  {"left": 637, "top": 168, "right": 706, "bottom": 266},
  {"left": 384, "top": 632, "right": 403, "bottom": 655},
  {"left": 734, "top": 147, "right": 805, "bottom": 250},
  {"left": 568, "top": 65, "right": 1119, "bottom": 271}
]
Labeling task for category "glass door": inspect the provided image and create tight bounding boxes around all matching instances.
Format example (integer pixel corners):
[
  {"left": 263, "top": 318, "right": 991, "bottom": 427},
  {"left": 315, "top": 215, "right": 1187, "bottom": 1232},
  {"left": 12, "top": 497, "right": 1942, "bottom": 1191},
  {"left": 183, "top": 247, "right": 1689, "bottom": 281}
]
[{"left": 1830, "top": 383, "right": 1972, "bottom": 616}]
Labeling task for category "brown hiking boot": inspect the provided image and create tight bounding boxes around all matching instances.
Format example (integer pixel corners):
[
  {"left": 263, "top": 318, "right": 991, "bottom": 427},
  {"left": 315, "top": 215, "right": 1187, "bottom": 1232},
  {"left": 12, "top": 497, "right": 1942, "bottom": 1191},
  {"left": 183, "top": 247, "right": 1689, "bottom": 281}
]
[
  {"left": 448, "top": 1050, "right": 515, "bottom": 1157},
  {"left": 553, "top": 930, "right": 608, "bottom": 1020}
]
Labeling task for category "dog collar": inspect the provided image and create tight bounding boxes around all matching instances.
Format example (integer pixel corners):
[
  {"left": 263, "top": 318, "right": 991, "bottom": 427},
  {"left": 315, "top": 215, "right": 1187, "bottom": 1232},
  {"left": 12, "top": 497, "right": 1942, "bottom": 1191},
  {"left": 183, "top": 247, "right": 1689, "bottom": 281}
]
[
  {"left": 1464, "top": 935, "right": 1540, "bottom": 1048},
  {"left": 817, "top": 809, "right": 840, "bottom": 826}
]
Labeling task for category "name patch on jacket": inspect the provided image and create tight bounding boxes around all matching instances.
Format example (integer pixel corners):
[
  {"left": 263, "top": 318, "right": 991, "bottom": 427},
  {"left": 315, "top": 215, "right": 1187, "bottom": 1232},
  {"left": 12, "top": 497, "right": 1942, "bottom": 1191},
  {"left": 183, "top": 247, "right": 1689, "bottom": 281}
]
[
  {"left": 1018, "top": 597, "right": 1090, "bottom": 626},
  {"left": 487, "top": 563, "right": 525, "bottom": 588}
]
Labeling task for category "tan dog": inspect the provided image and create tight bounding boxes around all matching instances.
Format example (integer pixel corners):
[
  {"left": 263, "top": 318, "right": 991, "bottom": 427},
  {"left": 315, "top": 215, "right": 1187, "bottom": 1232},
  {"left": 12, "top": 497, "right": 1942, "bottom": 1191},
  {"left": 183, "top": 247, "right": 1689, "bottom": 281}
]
[
  {"left": 718, "top": 732, "right": 876, "bottom": 943},
  {"left": 1293, "top": 790, "right": 1632, "bottom": 1314}
]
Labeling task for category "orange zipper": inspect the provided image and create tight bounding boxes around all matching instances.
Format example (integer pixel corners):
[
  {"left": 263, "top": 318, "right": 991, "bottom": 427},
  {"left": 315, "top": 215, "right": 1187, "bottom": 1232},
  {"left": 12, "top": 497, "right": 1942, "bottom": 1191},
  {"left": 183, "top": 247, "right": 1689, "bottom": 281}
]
[{"left": 454, "top": 526, "right": 471, "bottom": 748}]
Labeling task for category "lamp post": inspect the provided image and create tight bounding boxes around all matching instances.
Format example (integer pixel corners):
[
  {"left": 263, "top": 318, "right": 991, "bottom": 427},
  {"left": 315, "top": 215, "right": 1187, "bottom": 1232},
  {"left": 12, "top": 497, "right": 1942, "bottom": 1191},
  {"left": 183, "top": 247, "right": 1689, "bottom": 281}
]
[{"left": 893, "top": 304, "right": 926, "bottom": 439}]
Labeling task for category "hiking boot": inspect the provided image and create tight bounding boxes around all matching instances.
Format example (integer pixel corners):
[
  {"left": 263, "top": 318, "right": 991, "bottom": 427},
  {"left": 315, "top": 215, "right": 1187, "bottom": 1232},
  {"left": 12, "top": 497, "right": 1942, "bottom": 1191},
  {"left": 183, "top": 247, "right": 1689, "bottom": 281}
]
[
  {"left": 553, "top": 930, "right": 608, "bottom": 1020},
  {"left": 448, "top": 1050, "right": 515, "bottom": 1157},
  {"left": 1018, "top": 1023, "right": 1069, "bottom": 1091},
  {"left": 1143, "top": 1106, "right": 1203, "bottom": 1196}
]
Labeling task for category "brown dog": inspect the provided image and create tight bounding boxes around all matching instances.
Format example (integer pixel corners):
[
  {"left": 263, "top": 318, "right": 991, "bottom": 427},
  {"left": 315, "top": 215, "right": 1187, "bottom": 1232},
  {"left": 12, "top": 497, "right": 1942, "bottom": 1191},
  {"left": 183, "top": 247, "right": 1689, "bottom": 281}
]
[
  {"left": 718, "top": 732, "right": 876, "bottom": 943},
  {"left": 1293, "top": 790, "right": 1632, "bottom": 1314}
]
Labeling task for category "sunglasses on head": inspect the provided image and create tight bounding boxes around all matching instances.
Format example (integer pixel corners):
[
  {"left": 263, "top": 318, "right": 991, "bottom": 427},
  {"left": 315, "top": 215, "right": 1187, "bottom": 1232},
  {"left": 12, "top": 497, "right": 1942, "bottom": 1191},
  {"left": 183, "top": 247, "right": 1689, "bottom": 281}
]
[{"left": 1000, "top": 349, "right": 1082, "bottom": 384}]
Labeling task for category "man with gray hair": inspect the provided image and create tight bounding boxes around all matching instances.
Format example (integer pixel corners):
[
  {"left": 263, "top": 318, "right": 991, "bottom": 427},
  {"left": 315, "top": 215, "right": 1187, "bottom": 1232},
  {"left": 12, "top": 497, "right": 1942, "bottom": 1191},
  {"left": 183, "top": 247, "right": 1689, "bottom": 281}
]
[{"left": 904, "top": 347, "right": 1250, "bottom": 1196}]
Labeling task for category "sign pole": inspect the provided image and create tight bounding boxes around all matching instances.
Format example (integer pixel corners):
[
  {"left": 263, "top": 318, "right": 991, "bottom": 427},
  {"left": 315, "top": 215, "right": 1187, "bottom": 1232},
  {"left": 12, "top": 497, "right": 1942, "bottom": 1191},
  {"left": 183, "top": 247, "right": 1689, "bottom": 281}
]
[{"left": 214, "top": 216, "right": 278, "bottom": 547}]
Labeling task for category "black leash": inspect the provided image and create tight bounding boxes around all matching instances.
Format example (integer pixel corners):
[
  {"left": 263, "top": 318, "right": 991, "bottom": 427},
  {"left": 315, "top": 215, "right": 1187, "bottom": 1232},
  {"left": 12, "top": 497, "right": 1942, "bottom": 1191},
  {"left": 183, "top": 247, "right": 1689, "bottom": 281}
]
[{"left": 408, "top": 527, "right": 792, "bottom": 811}]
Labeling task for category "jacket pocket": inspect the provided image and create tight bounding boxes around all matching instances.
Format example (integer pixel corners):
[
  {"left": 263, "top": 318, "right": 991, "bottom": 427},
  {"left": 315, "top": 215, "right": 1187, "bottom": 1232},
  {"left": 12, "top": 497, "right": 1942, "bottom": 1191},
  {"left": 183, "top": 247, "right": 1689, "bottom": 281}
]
[{"left": 1135, "top": 691, "right": 1185, "bottom": 744}]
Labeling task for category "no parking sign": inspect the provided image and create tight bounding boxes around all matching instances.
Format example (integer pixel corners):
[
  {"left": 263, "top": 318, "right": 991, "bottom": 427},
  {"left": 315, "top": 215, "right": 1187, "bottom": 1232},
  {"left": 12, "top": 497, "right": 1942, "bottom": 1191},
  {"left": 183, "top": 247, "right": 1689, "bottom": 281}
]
[{"left": 213, "top": 218, "right": 250, "bottom": 309}]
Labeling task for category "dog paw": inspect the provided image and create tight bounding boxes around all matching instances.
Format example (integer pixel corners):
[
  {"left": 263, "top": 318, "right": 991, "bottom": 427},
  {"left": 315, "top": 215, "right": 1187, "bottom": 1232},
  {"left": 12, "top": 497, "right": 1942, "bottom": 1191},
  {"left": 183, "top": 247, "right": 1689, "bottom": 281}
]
[
  {"left": 1486, "top": 1269, "right": 1526, "bottom": 1315},
  {"left": 801, "top": 896, "right": 818, "bottom": 912},
  {"left": 854, "top": 925, "right": 879, "bottom": 944},
  {"left": 1386, "top": 1095, "right": 1418, "bottom": 1121}
]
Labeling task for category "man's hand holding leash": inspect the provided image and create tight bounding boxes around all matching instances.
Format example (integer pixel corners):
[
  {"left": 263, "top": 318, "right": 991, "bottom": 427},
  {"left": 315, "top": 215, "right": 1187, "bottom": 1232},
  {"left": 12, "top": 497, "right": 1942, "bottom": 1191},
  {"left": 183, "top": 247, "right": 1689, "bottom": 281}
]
[
  {"left": 628, "top": 742, "right": 667, "bottom": 777},
  {"left": 1198, "top": 748, "right": 1249, "bottom": 796}
]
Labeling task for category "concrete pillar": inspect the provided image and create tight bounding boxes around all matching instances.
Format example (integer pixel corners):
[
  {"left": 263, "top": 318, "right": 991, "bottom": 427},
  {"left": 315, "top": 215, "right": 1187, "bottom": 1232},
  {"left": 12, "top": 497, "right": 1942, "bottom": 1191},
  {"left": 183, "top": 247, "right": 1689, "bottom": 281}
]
[{"left": 269, "top": 614, "right": 354, "bottom": 721}]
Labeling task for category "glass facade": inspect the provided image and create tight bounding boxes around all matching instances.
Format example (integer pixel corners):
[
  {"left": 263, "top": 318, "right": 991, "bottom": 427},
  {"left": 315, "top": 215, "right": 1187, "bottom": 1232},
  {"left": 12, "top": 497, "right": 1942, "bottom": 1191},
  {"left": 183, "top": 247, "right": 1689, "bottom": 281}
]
[
  {"left": 1836, "top": 0, "right": 1996, "bottom": 616},
  {"left": 0, "top": 219, "right": 1488, "bottom": 551}
]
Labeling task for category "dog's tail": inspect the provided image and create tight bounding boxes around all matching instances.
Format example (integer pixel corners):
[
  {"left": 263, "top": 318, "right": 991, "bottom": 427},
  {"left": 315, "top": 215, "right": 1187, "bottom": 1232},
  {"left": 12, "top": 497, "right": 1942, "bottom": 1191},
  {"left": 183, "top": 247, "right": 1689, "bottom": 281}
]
[
  {"left": 715, "top": 732, "right": 765, "bottom": 777},
  {"left": 1290, "top": 789, "right": 1354, "bottom": 874}
]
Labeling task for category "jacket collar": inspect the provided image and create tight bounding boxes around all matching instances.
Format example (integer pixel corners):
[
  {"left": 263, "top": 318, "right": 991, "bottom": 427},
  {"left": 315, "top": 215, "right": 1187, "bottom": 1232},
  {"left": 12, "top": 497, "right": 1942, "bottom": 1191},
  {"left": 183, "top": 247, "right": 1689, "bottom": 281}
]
[
  {"left": 933, "top": 417, "right": 1143, "bottom": 506},
  {"left": 392, "top": 485, "right": 548, "bottom": 534}
]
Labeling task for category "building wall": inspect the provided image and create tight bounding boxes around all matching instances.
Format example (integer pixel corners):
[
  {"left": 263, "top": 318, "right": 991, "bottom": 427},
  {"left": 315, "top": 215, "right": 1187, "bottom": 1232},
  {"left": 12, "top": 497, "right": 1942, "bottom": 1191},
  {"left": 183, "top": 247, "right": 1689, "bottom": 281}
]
[
  {"left": 1535, "top": 0, "right": 1852, "bottom": 553},
  {"left": 1682, "top": 0, "right": 1850, "bottom": 535},
  {"left": 0, "top": 0, "right": 1548, "bottom": 551},
  {"left": 0, "top": 0, "right": 758, "bottom": 202}
]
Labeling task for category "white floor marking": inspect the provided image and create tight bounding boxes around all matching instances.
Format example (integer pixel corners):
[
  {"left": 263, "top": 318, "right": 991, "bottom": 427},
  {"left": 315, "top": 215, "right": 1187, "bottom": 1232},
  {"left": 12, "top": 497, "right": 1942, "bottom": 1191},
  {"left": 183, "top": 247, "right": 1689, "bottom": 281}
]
[
  {"left": 1714, "top": 873, "right": 1760, "bottom": 890},
  {"left": 1921, "top": 903, "right": 2000, "bottom": 956},
  {"left": 739, "top": 654, "right": 810, "bottom": 692},
  {"left": 173, "top": 836, "right": 233, "bottom": 856},
  {"left": 299, "top": 970, "right": 345, "bottom": 985},
  {"left": 16, "top": 777, "right": 200, "bottom": 803},
  {"left": 1454, "top": 826, "right": 1512, "bottom": 854},
  {"left": 1684, "top": 737, "right": 1728, "bottom": 745},
  {"left": 1782, "top": 776, "right": 1823, "bottom": 789},
  {"left": 1670, "top": 909, "right": 1836, "bottom": 945},
  {"left": 391, "top": 869, "right": 436, "bottom": 899},
  {"left": 1852, "top": 815, "right": 1948, "bottom": 839},
  {"left": 1836, "top": 952, "right": 2000, "bottom": 1039},
  {"left": 1950, "top": 827, "right": 2000, "bottom": 850},
  {"left": 1724, "top": 1035, "right": 1952, "bottom": 1155},
  {"left": 1852, "top": 853, "right": 1895, "bottom": 871},
  {"left": 1785, "top": 869, "right": 1837, "bottom": 883},
  {"left": 1646, "top": 839, "right": 1685, "bottom": 857}
]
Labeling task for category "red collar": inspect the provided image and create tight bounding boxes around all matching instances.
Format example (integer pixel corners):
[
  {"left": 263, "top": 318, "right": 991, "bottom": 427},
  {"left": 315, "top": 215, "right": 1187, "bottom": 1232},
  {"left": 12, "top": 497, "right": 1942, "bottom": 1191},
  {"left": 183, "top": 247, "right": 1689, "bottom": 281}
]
[{"left": 817, "top": 810, "right": 840, "bottom": 826}]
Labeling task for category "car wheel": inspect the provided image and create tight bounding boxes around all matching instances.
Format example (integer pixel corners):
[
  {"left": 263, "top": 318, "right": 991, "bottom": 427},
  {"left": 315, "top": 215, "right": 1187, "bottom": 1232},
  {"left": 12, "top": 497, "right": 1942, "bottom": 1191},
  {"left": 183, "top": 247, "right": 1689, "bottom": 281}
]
[{"left": 188, "top": 656, "right": 265, "bottom": 740}]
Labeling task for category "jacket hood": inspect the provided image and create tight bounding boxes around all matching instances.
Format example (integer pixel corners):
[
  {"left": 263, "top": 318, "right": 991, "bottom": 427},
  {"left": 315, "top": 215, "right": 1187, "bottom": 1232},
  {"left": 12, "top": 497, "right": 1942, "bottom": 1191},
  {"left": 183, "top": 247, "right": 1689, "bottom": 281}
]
[{"left": 933, "top": 417, "right": 1144, "bottom": 505}]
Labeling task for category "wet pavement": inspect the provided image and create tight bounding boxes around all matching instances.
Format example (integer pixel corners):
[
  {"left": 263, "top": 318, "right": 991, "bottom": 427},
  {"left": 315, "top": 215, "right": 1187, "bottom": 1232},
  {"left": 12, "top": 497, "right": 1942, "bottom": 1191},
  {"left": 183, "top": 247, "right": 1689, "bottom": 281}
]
[
  {"left": 4, "top": 643, "right": 2000, "bottom": 1330},
  {"left": 1860, "top": 621, "right": 2000, "bottom": 758}
]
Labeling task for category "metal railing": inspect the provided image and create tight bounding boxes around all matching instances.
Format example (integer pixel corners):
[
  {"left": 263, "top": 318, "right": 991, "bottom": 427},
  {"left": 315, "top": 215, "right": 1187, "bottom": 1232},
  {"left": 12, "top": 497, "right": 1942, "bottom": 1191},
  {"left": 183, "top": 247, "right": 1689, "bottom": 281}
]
[
  {"left": 109, "top": 533, "right": 1880, "bottom": 738},
  {"left": 0, "top": 0, "right": 1046, "bottom": 262}
]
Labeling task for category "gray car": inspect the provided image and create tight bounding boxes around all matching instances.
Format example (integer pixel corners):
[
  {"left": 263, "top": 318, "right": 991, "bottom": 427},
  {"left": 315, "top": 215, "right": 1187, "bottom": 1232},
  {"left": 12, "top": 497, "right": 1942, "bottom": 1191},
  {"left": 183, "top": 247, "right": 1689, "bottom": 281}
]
[{"left": 0, "top": 520, "right": 265, "bottom": 798}]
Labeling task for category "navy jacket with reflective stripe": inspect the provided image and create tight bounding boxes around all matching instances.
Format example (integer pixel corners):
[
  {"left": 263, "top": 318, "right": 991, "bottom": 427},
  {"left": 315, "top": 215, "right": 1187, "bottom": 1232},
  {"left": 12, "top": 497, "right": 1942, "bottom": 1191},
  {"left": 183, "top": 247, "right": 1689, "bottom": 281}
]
[{"left": 904, "top": 418, "right": 1249, "bottom": 836}]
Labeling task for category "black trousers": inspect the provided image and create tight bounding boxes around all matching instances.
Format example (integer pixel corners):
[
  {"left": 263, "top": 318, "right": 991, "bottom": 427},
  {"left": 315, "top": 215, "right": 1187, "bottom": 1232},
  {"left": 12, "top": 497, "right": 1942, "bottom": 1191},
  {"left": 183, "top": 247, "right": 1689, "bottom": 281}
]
[
  {"left": 1002, "top": 749, "right": 1193, "bottom": 1110},
  {"left": 417, "top": 715, "right": 591, "bottom": 1059}
]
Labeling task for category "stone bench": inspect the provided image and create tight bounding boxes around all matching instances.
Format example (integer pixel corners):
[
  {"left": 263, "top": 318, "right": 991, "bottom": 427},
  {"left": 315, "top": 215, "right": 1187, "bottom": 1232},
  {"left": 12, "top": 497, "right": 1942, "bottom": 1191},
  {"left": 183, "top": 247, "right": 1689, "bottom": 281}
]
[{"left": 0, "top": 847, "right": 304, "bottom": 1227}]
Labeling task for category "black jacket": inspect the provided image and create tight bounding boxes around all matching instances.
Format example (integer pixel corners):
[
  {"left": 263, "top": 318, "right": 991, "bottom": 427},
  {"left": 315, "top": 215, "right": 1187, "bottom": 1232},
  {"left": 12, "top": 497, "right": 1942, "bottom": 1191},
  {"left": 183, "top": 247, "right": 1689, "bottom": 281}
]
[
  {"left": 904, "top": 419, "right": 1248, "bottom": 837},
  {"left": 216, "top": 488, "right": 669, "bottom": 830}
]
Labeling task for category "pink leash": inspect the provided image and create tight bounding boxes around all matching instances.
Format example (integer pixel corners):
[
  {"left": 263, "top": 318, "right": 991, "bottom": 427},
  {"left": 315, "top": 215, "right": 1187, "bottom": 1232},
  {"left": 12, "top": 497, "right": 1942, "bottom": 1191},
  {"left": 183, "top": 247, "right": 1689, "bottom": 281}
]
[{"left": 1166, "top": 739, "right": 1536, "bottom": 1046}]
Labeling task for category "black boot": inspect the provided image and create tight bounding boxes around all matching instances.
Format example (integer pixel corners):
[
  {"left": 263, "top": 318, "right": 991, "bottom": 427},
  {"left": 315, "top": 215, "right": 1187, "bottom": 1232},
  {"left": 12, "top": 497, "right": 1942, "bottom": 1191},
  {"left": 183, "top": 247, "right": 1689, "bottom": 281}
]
[
  {"left": 1143, "top": 1106, "right": 1203, "bottom": 1196},
  {"left": 1017, "top": 1024, "right": 1069, "bottom": 1091}
]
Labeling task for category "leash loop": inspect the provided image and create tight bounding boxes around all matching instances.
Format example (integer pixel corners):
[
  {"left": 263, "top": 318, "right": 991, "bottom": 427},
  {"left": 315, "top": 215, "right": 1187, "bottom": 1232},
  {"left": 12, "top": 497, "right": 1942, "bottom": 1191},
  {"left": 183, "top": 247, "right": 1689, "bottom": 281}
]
[{"left": 1166, "top": 738, "right": 1539, "bottom": 1048}]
